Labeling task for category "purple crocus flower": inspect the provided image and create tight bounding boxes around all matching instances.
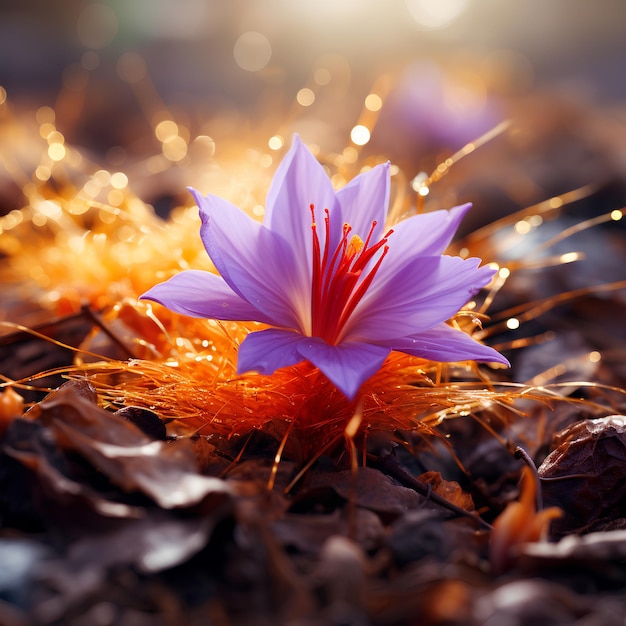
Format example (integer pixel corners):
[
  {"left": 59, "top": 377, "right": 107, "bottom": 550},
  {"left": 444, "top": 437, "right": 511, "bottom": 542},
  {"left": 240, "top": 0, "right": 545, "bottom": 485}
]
[{"left": 141, "top": 136, "right": 508, "bottom": 400}]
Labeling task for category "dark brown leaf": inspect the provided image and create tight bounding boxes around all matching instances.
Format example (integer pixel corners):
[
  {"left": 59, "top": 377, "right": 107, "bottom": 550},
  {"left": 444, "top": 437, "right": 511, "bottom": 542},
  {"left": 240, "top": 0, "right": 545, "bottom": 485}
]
[
  {"left": 539, "top": 415, "right": 626, "bottom": 535},
  {"left": 3, "top": 418, "right": 145, "bottom": 519},
  {"left": 418, "top": 470, "right": 476, "bottom": 512},
  {"left": 273, "top": 509, "right": 384, "bottom": 555},
  {"left": 28, "top": 512, "right": 229, "bottom": 624},
  {"left": 388, "top": 509, "right": 482, "bottom": 566},
  {"left": 114, "top": 405, "right": 168, "bottom": 441},
  {"left": 308, "top": 467, "right": 423, "bottom": 517},
  {"left": 7, "top": 384, "right": 231, "bottom": 510}
]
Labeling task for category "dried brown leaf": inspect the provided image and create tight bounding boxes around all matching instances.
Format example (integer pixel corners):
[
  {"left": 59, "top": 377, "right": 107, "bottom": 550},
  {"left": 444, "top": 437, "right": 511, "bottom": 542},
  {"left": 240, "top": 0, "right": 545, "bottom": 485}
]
[
  {"left": 273, "top": 509, "right": 384, "bottom": 555},
  {"left": 539, "top": 415, "right": 626, "bottom": 535},
  {"left": 418, "top": 470, "right": 476, "bottom": 512},
  {"left": 308, "top": 467, "right": 423, "bottom": 516},
  {"left": 9, "top": 383, "right": 231, "bottom": 510}
]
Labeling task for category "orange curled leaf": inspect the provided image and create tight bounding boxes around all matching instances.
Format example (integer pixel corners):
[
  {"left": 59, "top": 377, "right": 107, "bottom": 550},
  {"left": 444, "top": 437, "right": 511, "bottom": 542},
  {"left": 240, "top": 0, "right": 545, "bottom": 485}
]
[{"left": 489, "top": 467, "right": 561, "bottom": 574}]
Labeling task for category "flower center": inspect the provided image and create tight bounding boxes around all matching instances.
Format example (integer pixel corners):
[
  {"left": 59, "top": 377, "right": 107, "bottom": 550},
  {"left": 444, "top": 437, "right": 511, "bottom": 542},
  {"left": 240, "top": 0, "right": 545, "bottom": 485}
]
[{"left": 310, "top": 204, "right": 392, "bottom": 344}]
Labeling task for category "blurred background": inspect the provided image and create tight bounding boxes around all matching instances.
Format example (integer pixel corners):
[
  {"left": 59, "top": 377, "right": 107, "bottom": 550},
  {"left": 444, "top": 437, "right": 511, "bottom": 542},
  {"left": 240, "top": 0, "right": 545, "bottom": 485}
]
[
  {"left": 1, "top": 0, "right": 626, "bottom": 233},
  {"left": 4, "top": 0, "right": 626, "bottom": 107},
  {"left": 2, "top": 0, "right": 626, "bottom": 210}
]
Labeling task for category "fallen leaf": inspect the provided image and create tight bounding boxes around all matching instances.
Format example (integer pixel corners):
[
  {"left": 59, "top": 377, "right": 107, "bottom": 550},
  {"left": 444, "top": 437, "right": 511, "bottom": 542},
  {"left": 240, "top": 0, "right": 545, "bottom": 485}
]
[
  {"left": 539, "top": 415, "right": 626, "bottom": 535},
  {"left": 418, "top": 470, "right": 476, "bottom": 512},
  {"left": 308, "top": 467, "right": 423, "bottom": 517},
  {"left": 6, "top": 383, "right": 231, "bottom": 510}
]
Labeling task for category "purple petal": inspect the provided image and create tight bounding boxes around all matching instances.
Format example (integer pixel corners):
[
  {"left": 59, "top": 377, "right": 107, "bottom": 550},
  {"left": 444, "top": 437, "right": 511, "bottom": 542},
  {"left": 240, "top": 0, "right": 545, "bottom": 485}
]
[
  {"left": 344, "top": 255, "right": 496, "bottom": 342},
  {"left": 336, "top": 162, "right": 390, "bottom": 242},
  {"left": 189, "top": 188, "right": 309, "bottom": 332},
  {"left": 297, "top": 338, "right": 391, "bottom": 400},
  {"left": 238, "top": 329, "right": 391, "bottom": 399},
  {"left": 377, "top": 203, "right": 471, "bottom": 280},
  {"left": 237, "top": 328, "right": 307, "bottom": 376},
  {"left": 264, "top": 135, "right": 338, "bottom": 236},
  {"left": 140, "top": 270, "right": 271, "bottom": 322},
  {"left": 385, "top": 323, "right": 510, "bottom": 366},
  {"left": 263, "top": 136, "right": 341, "bottom": 297}
]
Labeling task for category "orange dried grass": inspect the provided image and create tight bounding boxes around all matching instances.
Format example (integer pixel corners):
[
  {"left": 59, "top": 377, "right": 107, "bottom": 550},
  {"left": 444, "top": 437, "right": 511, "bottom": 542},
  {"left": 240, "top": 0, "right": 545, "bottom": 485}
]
[
  {"left": 58, "top": 297, "right": 534, "bottom": 459},
  {"left": 2, "top": 111, "right": 624, "bottom": 461}
]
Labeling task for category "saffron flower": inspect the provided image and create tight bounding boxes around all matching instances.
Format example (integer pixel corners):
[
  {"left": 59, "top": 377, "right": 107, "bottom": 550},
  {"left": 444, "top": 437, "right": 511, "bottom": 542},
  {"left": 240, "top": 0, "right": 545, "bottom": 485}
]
[{"left": 141, "top": 136, "right": 508, "bottom": 400}]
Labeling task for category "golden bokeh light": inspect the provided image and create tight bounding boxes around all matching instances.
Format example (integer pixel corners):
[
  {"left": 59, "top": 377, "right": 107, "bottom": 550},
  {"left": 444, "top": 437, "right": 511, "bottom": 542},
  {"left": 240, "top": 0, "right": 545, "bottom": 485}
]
[
  {"left": 411, "top": 172, "right": 430, "bottom": 196},
  {"left": 342, "top": 147, "right": 358, "bottom": 163},
  {"left": 39, "top": 123, "right": 56, "bottom": 139},
  {"left": 110, "top": 172, "right": 129, "bottom": 190},
  {"left": 268, "top": 135, "right": 284, "bottom": 150},
  {"left": 364, "top": 93, "right": 383, "bottom": 111},
  {"left": 48, "top": 143, "right": 67, "bottom": 162},
  {"left": 46, "top": 131, "right": 65, "bottom": 146},
  {"left": 296, "top": 88, "right": 315, "bottom": 107},
  {"left": 350, "top": 124, "right": 370, "bottom": 146},
  {"left": 36, "top": 106, "right": 55, "bottom": 124},
  {"left": 314, "top": 67, "right": 332, "bottom": 85},
  {"left": 559, "top": 252, "right": 581, "bottom": 264},
  {"left": 233, "top": 31, "right": 272, "bottom": 72},
  {"left": 155, "top": 120, "right": 179, "bottom": 142},
  {"left": 35, "top": 165, "right": 52, "bottom": 182},
  {"left": 162, "top": 136, "right": 188, "bottom": 162},
  {"left": 506, "top": 318, "right": 520, "bottom": 330},
  {"left": 405, "top": 0, "right": 469, "bottom": 30}
]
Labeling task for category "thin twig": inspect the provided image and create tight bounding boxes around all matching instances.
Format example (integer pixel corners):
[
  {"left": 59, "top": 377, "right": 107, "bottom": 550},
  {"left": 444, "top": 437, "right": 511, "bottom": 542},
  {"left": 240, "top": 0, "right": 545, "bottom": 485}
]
[
  {"left": 368, "top": 452, "right": 492, "bottom": 530},
  {"left": 513, "top": 445, "right": 544, "bottom": 511},
  {"left": 81, "top": 304, "right": 138, "bottom": 359}
]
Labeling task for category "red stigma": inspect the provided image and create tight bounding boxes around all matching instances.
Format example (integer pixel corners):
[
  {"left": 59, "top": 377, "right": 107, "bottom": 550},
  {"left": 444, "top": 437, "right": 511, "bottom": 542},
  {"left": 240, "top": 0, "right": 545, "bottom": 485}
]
[{"left": 310, "top": 205, "right": 392, "bottom": 344}]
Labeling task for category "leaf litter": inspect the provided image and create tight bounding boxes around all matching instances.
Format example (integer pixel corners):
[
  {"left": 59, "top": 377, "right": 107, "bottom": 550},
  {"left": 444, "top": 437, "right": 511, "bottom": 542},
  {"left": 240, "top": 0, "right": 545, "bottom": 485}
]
[{"left": 2, "top": 104, "right": 626, "bottom": 626}]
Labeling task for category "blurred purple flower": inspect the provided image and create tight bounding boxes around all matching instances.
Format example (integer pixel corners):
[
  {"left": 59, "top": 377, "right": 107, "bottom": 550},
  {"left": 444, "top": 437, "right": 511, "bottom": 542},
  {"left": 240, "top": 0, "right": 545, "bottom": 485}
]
[{"left": 141, "top": 136, "right": 508, "bottom": 400}]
